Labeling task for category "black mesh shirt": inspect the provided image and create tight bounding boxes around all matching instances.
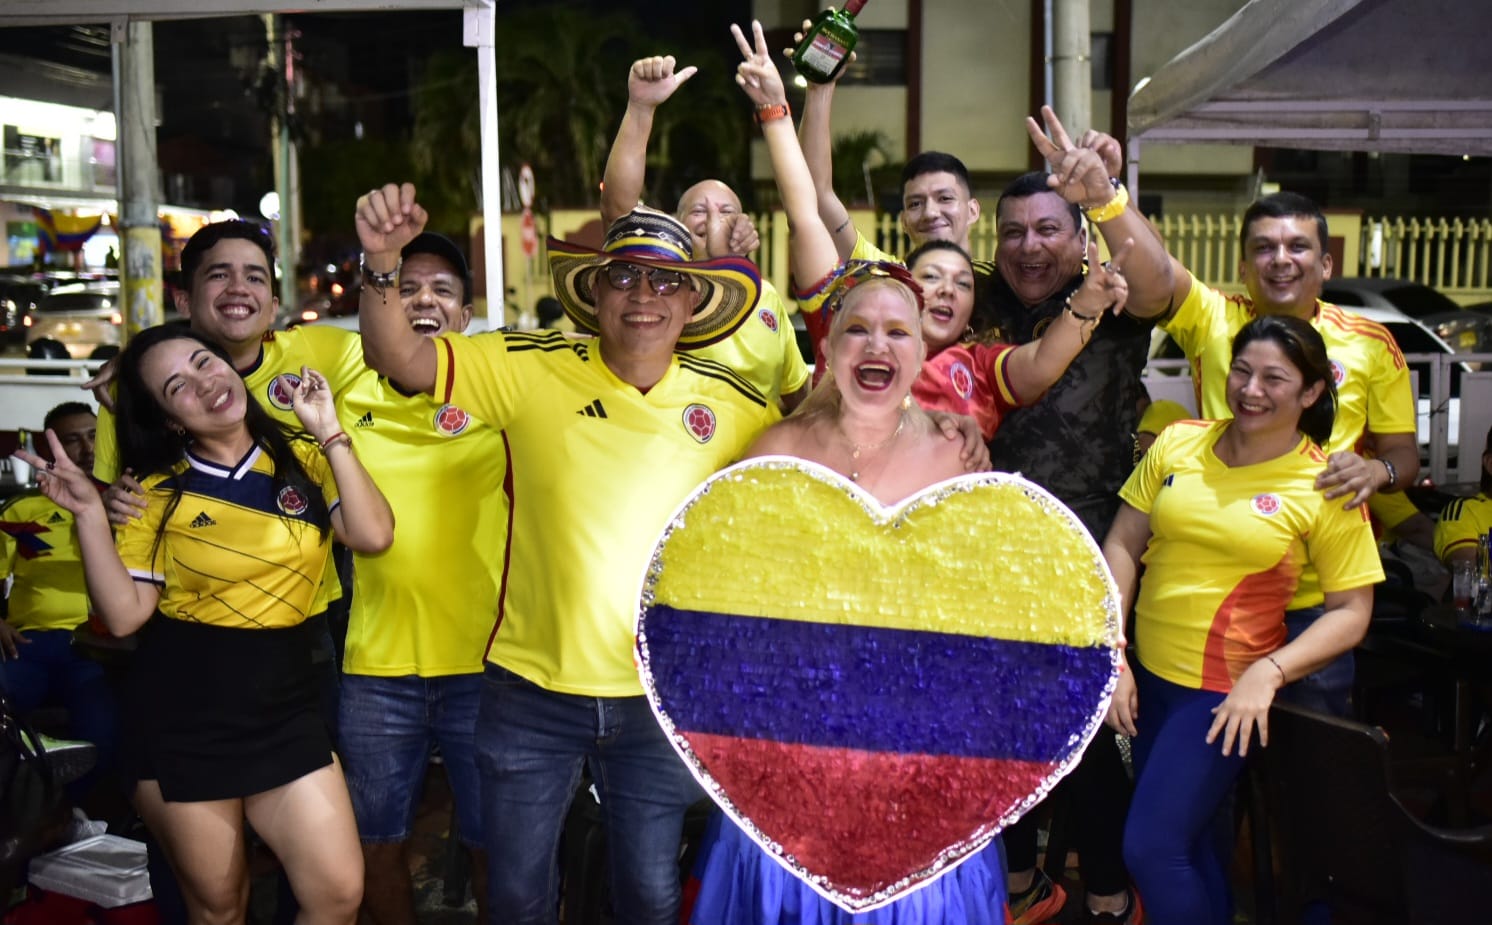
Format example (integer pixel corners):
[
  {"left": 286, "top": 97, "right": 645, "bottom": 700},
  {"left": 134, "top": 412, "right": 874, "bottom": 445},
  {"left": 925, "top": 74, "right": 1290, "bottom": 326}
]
[{"left": 982, "top": 272, "right": 1157, "bottom": 540}]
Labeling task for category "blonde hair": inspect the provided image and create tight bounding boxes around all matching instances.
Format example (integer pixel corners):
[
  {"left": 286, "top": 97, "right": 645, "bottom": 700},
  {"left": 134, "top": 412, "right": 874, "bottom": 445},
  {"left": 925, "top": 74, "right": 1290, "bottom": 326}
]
[{"left": 793, "top": 276, "right": 925, "bottom": 422}]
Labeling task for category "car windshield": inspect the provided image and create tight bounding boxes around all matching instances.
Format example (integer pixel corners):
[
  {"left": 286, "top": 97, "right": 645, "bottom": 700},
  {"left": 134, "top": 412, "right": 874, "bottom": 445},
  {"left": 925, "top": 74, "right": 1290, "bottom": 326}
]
[{"left": 40, "top": 292, "right": 115, "bottom": 313}]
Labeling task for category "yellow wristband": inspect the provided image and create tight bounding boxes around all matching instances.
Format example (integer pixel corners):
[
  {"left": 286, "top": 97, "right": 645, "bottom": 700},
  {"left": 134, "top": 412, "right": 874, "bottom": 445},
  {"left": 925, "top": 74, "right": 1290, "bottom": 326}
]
[{"left": 1084, "top": 183, "right": 1130, "bottom": 223}]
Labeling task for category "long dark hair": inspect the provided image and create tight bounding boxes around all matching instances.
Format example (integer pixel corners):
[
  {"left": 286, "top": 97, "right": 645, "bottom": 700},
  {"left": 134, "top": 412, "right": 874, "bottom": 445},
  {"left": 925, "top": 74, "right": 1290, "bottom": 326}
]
[
  {"left": 113, "top": 326, "right": 330, "bottom": 561},
  {"left": 1230, "top": 315, "right": 1337, "bottom": 446}
]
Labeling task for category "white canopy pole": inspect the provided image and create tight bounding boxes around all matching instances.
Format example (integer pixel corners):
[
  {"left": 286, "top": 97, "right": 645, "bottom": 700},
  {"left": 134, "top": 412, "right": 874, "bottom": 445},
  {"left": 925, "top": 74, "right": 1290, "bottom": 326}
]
[{"left": 465, "top": 1, "right": 502, "bottom": 329}]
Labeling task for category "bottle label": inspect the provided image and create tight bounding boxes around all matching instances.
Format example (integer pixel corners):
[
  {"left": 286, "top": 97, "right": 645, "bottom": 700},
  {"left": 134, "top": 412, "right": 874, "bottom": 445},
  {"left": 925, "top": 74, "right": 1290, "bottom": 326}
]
[{"left": 800, "top": 34, "right": 850, "bottom": 74}]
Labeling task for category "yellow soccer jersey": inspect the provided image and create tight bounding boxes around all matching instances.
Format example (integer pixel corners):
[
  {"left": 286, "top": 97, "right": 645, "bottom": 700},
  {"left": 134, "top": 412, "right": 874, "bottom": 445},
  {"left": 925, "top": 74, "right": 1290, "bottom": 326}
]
[
  {"left": 337, "top": 369, "right": 507, "bottom": 677},
  {"left": 93, "top": 325, "right": 363, "bottom": 482},
  {"left": 94, "top": 324, "right": 362, "bottom": 611},
  {"left": 432, "top": 329, "right": 780, "bottom": 697},
  {"left": 1120, "top": 419, "right": 1383, "bottom": 694},
  {"left": 117, "top": 441, "right": 339, "bottom": 629},
  {"left": 0, "top": 493, "right": 89, "bottom": 632},
  {"left": 1434, "top": 492, "right": 1492, "bottom": 563},
  {"left": 692, "top": 281, "right": 809, "bottom": 409},
  {"left": 1163, "top": 271, "right": 1415, "bottom": 456},
  {"left": 850, "top": 231, "right": 899, "bottom": 265}
]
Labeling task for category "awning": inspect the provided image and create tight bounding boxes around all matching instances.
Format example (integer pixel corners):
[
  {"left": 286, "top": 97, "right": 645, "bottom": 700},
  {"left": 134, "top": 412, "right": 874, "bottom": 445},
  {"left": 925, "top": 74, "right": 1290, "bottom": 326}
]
[{"left": 1128, "top": 0, "right": 1492, "bottom": 159}]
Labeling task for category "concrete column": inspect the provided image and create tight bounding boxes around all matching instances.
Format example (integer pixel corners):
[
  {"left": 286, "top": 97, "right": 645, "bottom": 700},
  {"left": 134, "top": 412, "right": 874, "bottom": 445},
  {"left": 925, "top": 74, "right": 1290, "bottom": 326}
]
[
  {"left": 1052, "top": 0, "right": 1092, "bottom": 133},
  {"left": 115, "top": 20, "right": 164, "bottom": 337}
]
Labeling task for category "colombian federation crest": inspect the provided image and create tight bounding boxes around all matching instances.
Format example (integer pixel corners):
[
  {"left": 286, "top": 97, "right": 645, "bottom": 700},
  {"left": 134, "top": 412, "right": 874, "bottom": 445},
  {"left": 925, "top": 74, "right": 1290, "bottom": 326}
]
[
  {"left": 636, "top": 459, "right": 1122, "bottom": 911},
  {"left": 949, "top": 360, "right": 975, "bottom": 399},
  {"left": 266, "top": 373, "right": 301, "bottom": 411},
  {"left": 682, "top": 404, "right": 716, "bottom": 443},
  {"left": 276, "top": 485, "right": 310, "bottom": 516},
  {"left": 433, "top": 404, "right": 471, "bottom": 437},
  {"left": 758, "top": 308, "right": 779, "bottom": 333}
]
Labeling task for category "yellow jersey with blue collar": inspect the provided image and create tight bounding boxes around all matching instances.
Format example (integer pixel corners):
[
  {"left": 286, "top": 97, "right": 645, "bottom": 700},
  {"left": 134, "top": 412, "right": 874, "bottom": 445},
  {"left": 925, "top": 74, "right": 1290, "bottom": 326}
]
[
  {"left": 432, "top": 329, "right": 779, "bottom": 697},
  {"left": 117, "top": 441, "right": 338, "bottom": 629},
  {"left": 94, "top": 325, "right": 362, "bottom": 613},
  {"left": 1120, "top": 419, "right": 1383, "bottom": 693}
]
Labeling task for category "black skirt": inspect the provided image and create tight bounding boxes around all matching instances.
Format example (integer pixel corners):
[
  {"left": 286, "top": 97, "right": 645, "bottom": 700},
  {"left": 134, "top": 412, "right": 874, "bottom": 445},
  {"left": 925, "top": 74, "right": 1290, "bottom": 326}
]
[{"left": 122, "top": 613, "right": 333, "bottom": 802}]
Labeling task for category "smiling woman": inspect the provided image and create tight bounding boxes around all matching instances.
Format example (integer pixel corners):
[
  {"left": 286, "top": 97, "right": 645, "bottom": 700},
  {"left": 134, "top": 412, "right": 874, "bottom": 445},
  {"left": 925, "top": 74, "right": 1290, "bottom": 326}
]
[{"left": 14, "top": 324, "right": 393, "bottom": 925}]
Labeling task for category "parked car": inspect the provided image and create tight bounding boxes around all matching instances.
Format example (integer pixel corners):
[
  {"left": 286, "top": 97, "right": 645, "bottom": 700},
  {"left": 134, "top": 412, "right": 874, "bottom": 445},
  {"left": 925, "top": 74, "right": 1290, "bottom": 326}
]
[
  {"left": 0, "top": 275, "right": 46, "bottom": 347},
  {"left": 25, "top": 282, "right": 122, "bottom": 359},
  {"left": 1423, "top": 308, "right": 1492, "bottom": 361},
  {"left": 1320, "top": 277, "right": 1461, "bottom": 319}
]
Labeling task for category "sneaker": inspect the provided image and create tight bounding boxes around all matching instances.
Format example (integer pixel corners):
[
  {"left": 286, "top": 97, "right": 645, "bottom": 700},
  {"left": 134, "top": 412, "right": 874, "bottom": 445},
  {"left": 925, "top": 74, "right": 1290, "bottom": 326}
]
[
  {"left": 1008, "top": 869, "right": 1067, "bottom": 925},
  {"left": 1086, "top": 887, "right": 1143, "bottom": 925}
]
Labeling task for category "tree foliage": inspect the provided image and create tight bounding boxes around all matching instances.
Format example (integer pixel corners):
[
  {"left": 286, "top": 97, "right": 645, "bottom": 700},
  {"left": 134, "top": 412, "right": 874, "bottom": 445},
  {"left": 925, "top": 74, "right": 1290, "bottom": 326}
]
[{"left": 408, "top": 3, "right": 748, "bottom": 213}]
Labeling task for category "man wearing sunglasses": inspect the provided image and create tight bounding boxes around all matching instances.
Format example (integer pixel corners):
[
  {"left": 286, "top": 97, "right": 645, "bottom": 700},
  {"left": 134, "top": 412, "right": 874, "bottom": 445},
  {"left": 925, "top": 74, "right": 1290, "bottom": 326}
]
[
  {"left": 600, "top": 54, "right": 811, "bottom": 413},
  {"left": 355, "top": 182, "right": 779, "bottom": 925}
]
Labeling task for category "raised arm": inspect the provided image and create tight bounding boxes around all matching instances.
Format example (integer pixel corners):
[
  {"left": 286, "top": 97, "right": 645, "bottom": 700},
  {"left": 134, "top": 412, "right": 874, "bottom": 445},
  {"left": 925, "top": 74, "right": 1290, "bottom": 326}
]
[
  {"left": 16, "top": 431, "right": 158, "bottom": 636},
  {"left": 600, "top": 55, "right": 698, "bottom": 228},
  {"left": 1027, "top": 106, "right": 1182, "bottom": 319},
  {"left": 733, "top": 21, "right": 839, "bottom": 288},
  {"left": 1004, "top": 237, "right": 1133, "bottom": 399},
  {"left": 791, "top": 22, "right": 859, "bottom": 262},
  {"left": 355, "top": 182, "right": 437, "bottom": 393},
  {"left": 290, "top": 368, "right": 394, "bottom": 554}
]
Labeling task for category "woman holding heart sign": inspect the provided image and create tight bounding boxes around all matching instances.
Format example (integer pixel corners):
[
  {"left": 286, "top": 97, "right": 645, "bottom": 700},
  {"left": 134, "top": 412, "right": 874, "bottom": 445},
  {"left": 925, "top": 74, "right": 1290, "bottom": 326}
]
[
  {"left": 1101, "top": 315, "right": 1381, "bottom": 925},
  {"left": 673, "top": 19, "right": 1131, "bottom": 925}
]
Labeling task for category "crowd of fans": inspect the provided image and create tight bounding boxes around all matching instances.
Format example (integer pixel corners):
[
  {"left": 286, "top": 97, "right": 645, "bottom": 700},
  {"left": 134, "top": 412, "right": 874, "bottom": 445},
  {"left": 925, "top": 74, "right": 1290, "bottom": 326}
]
[{"left": 4, "top": 18, "right": 1469, "bottom": 925}]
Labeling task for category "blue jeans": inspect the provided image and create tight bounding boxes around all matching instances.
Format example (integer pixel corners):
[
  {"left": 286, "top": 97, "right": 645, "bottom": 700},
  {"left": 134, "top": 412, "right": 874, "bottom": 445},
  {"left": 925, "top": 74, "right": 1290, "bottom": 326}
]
[
  {"left": 338, "top": 672, "right": 484, "bottom": 847},
  {"left": 476, "top": 663, "right": 702, "bottom": 925},
  {"left": 0, "top": 628, "right": 119, "bottom": 791},
  {"left": 1275, "top": 606, "right": 1354, "bottom": 717},
  {"left": 1123, "top": 662, "right": 1246, "bottom": 925}
]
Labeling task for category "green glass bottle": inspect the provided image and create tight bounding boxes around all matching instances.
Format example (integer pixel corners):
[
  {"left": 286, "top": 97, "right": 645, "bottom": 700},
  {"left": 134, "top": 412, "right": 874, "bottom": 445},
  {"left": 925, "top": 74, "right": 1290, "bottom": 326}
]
[{"left": 792, "top": 0, "right": 869, "bottom": 84}]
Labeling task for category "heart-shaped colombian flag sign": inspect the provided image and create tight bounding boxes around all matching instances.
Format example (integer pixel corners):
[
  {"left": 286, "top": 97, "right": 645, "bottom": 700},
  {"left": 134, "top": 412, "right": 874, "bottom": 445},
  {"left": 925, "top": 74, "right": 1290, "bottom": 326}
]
[{"left": 636, "top": 458, "right": 1122, "bottom": 912}]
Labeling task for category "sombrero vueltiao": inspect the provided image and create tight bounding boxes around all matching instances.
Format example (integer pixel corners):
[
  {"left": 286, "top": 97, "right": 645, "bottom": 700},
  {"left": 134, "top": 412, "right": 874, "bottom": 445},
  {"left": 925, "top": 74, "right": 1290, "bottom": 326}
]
[{"left": 547, "top": 207, "right": 762, "bottom": 350}]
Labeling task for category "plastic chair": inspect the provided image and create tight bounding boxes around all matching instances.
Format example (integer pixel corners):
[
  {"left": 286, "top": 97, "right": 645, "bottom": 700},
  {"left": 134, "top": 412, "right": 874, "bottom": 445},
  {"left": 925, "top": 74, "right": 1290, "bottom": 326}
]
[{"left": 1260, "top": 700, "right": 1492, "bottom": 924}]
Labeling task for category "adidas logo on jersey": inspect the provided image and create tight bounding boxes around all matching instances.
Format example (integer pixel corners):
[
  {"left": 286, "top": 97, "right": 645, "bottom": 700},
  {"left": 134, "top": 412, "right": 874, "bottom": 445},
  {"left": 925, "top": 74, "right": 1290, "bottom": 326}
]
[
  {"left": 47, "top": 512, "right": 66, "bottom": 524},
  {"left": 189, "top": 511, "right": 217, "bottom": 528},
  {"left": 576, "top": 399, "right": 608, "bottom": 419},
  {"left": 355, "top": 412, "right": 375, "bottom": 427}
]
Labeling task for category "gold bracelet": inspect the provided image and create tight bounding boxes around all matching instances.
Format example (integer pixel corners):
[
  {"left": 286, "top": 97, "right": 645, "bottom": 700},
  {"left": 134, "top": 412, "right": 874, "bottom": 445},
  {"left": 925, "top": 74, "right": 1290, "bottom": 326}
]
[{"left": 1083, "top": 183, "right": 1129, "bottom": 223}]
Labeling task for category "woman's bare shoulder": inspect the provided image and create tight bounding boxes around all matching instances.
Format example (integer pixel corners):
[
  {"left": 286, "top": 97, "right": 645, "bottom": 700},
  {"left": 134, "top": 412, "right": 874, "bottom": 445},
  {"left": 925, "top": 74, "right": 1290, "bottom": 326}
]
[{"left": 742, "top": 417, "right": 818, "bottom": 460}]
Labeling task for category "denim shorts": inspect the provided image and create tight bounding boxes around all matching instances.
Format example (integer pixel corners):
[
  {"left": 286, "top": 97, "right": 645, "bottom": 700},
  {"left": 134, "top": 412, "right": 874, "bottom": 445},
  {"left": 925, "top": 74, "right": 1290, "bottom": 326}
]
[{"left": 337, "top": 672, "right": 483, "bottom": 846}]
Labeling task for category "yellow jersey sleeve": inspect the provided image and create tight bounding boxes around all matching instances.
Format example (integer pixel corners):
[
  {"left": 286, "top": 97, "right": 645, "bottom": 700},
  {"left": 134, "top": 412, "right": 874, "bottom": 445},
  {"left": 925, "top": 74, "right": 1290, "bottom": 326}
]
[
  {"left": 849, "top": 231, "right": 899, "bottom": 264},
  {"left": 1434, "top": 493, "right": 1492, "bottom": 562}
]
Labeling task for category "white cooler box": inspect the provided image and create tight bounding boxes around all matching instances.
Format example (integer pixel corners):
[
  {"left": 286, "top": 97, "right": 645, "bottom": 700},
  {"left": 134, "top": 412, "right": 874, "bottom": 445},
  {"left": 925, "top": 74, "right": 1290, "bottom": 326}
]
[{"left": 27, "top": 834, "right": 153, "bottom": 908}]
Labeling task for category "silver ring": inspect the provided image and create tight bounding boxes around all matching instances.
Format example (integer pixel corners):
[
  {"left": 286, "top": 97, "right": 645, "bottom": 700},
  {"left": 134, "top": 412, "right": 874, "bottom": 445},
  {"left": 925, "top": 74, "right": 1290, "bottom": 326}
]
[{"left": 1102, "top": 261, "right": 1123, "bottom": 275}]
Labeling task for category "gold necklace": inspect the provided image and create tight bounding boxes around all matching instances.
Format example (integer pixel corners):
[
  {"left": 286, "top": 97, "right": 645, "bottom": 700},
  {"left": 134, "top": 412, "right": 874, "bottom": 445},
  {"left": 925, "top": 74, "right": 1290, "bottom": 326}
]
[{"left": 842, "top": 411, "right": 906, "bottom": 482}]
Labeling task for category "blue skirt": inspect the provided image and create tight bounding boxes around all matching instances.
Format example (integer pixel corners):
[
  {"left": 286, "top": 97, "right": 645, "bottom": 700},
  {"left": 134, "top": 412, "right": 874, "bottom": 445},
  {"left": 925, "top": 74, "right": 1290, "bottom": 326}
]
[{"left": 686, "top": 812, "right": 1008, "bottom": 925}]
